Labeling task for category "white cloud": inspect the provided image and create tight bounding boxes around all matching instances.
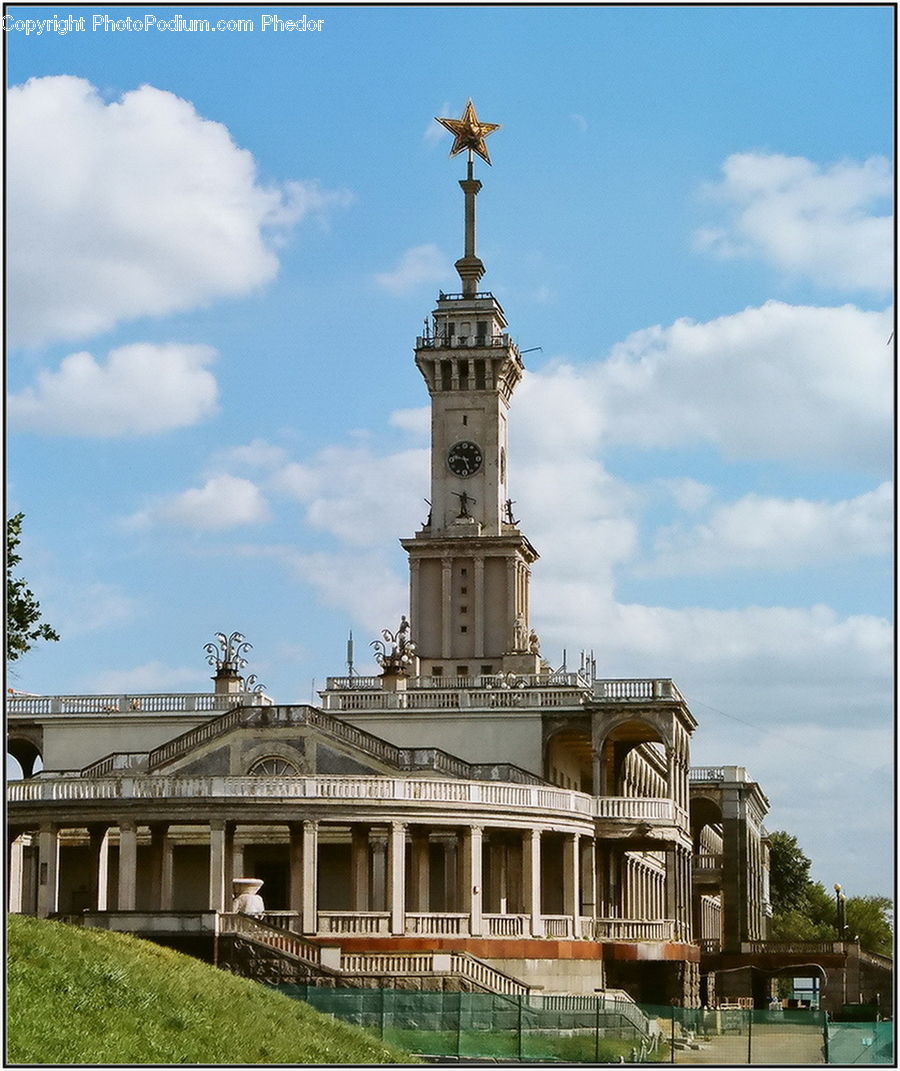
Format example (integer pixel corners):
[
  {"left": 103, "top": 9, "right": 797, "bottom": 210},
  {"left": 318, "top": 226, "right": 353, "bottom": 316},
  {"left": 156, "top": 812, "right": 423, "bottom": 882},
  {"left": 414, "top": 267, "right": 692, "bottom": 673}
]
[
  {"left": 86, "top": 661, "right": 202, "bottom": 695},
  {"left": 129, "top": 475, "right": 270, "bottom": 530},
  {"left": 643, "top": 481, "right": 893, "bottom": 575},
  {"left": 696, "top": 152, "right": 893, "bottom": 295},
  {"left": 9, "top": 343, "right": 218, "bottom": 437},
  {"left": 7, "top": 76, "right": 350, "bottom": 346},
  {"left": 540, "top": 301, "right": 891, "bottom": 472},
  {"left": 212, "top": 439, "right": 290, "bottom": 472},
  {"left": 374, "top": 244, "right": 447, "bottom": 295},
  {"left": 271, "top": 444, "right": 428, "bottom": 546}
]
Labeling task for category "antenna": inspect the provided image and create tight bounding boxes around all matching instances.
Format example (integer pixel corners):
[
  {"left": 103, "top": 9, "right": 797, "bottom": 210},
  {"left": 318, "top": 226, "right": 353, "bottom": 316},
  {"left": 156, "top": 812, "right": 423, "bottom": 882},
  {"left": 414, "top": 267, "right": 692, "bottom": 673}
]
[{"left": 347, "top": 631, "right": 355, "bottom": 677}]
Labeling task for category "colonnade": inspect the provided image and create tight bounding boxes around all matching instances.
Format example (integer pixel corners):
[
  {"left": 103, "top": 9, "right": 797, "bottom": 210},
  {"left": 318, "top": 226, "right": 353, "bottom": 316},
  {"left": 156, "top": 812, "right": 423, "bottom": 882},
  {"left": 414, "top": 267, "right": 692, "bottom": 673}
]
[{"left": 8, "top": 817, "right": 692, "bottom": 942}]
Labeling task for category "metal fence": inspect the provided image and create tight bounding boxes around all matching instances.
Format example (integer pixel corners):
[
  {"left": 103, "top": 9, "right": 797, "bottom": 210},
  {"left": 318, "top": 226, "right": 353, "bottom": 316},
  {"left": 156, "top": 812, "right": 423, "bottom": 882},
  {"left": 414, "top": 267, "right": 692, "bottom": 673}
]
[{"left": 274, "top": 987, "right": 894, "bottom": 1064}]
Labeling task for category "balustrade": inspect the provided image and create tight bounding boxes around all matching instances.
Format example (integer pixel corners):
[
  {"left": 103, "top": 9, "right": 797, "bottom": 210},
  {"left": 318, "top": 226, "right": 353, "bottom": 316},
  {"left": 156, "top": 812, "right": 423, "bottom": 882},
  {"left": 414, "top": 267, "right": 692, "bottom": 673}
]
[
  {"left": 542, "top": 915, "right": 572, "bottom": 939},
  {"left": 406, "top": 912, "right": 469, "bottom": 936},
  {"left": 8, "top": 691, "right": 270, "bottom": 717},
  {"left": 317, "top": 911, "right": 390, "bottom": 935},
  {"left": 483, "top": 913, "right": 527, "bottom": 937},
  {"left": 591, "top": 918, "right": 677, "bottom": 941}
]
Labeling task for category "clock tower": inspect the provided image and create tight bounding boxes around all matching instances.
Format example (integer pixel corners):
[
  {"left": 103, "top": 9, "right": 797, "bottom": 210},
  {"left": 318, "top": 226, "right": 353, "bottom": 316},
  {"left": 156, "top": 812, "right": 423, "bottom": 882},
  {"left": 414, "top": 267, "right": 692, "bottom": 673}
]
[{"left": 401, "top": 102, "right": 541, "bottom": 679}]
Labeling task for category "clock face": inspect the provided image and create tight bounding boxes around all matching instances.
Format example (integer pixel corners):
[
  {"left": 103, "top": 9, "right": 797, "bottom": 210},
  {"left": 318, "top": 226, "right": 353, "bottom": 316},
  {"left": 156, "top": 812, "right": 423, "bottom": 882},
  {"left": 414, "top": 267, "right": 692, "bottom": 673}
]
[{"left": 447, "top": 440, "right": 483, "bottom": 477}]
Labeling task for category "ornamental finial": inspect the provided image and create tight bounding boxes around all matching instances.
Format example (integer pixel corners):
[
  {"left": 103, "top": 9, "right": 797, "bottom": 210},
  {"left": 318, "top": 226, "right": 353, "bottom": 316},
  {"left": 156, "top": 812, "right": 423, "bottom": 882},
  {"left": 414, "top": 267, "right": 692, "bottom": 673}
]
[
  {"left": 204, "top": 631, "right": 253, "bottom": 674},
  {"left": 435, "top": 100, "right": 500, "bottom": 166}
]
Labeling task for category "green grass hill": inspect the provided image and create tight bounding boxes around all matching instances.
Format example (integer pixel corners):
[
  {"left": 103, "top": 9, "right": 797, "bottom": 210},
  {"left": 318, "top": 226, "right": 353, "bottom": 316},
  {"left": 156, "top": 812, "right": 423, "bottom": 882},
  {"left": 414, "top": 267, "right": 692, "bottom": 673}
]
[{"left": 7, "top": 914, "right": 417, "bottom": 1065}]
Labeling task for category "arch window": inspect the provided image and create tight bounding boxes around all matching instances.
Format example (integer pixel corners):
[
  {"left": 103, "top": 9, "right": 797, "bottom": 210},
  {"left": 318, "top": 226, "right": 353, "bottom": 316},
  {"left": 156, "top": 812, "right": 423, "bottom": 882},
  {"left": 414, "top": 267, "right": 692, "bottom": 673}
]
[{"left": 247, "top": 756, "right": 300, "bottom": 777}]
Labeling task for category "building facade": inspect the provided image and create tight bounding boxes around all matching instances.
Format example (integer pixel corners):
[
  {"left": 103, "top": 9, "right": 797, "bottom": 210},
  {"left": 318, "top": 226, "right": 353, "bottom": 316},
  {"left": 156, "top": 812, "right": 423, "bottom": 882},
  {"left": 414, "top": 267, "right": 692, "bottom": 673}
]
[{"left": 7, "top": 104, "right": 775, "bottom": 1007}]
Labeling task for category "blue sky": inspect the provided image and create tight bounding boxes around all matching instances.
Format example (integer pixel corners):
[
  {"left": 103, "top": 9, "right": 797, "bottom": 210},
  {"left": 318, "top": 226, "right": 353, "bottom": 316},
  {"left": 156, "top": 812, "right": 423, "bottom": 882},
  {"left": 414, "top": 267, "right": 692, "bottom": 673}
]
[{"left": 6, "top": 4, "right": 893, "bottom": 896}]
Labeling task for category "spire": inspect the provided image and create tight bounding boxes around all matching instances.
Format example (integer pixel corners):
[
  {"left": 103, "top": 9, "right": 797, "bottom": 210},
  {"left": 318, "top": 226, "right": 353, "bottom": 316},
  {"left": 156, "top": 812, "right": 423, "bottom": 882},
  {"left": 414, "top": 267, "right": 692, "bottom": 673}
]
[{"left": 435, "top": 100, "right": 500, "bottom": 297}]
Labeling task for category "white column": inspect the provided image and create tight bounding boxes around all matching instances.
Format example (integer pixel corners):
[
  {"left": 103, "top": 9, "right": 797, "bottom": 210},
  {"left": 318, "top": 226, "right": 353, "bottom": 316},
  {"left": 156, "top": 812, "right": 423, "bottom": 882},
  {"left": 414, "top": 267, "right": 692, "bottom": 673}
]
[
  {"left": 36, "top": 824, "right": 59, "bottom": 918},
  {"left": 410, "top": 828, "right": 430, "bottom": 913},
  {"left": 443, "top": 836, "right": 459, "bottom": 912},
  {"left": 117, "top": 821, "right": 138, "bottom": 911},
  {"left": 288, "top": 822, "right": 304, "bottom": 915},
  {"left": 86, "top": 824, "right": 109, "bottom": 911},
  {"left": 581, "top": 837, "right": 597, "bottom": 931},
  {"left": 388, "top": 821, "right": 407, "bottom": 935},
  {"left": 8, "top": 835, "right": 24, "bottom": 913},
  {"left": 563, "top": 833, "right": 581, "bottom": 938},
  {"left": 351, "top": 825, "right": 371, "bottom": 912},
  {"left": 159, "top": 828, "right": 174, "bottom": 911},
  {"left": 371, "top": 834, "right": 387, "bottom": 911},
  {"left": 302, "top": 821, "right": 318, "bottom": 934},
  {"left": 522, "top": 828, "right": 543, "bottom": 937},
  {"left": 462, "top": 825, "right": 483, "bottom": 936},
  {"left": 208, "top": 820, "right": 228, "bottom": 912}
]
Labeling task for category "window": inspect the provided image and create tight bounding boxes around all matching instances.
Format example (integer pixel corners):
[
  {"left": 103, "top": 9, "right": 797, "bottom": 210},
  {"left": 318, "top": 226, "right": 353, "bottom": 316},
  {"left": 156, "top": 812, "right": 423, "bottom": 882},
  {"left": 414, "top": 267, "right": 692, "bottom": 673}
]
[
  {"left": 248, "top": 756, "right": 299, "bottom": 776},
  {"left": 432, "top": 666, "right": 444, "bottom": 676},
  {"left": 456, "top": 666, "right": 469, "bottom": 676},
  {"left": 460, "top": 586, "right": 468, "bottom": 594},
  {"left": 460, "top": 605, "right": 468, "bottom": 614},
  {"left": 460, "top": 625, "right": 468, "bottom": 633},
  {"left": 480, "top": 664, "right": 493, "bottom": 675}
]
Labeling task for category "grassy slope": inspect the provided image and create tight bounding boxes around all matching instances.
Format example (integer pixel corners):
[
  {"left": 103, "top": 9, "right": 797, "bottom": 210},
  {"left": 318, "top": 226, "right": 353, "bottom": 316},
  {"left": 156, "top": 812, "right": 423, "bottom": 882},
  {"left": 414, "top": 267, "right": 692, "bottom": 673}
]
[{"left": 7, "top": 914, "right": 416, "bottom": 1065}]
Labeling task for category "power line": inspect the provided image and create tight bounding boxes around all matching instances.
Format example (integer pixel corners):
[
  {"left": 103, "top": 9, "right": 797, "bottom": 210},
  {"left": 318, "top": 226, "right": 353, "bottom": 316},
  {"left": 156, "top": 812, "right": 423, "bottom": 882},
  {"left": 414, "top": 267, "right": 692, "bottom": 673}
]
[{"left": 685, "top": 695, "right": 886, "bottom": 773}]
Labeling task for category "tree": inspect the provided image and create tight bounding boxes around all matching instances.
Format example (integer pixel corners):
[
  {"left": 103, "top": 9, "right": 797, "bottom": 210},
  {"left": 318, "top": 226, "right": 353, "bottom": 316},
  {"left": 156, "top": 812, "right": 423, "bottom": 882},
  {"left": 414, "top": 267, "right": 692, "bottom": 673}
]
[
  {"left": 6, "top": 513, "right": 59, "bottom": 662},
  {"left": 767, "top": 831, "right": 813, "bottom": 914},
  {"left": 767, "top": 830, "right": 893, "bottom": 956}
]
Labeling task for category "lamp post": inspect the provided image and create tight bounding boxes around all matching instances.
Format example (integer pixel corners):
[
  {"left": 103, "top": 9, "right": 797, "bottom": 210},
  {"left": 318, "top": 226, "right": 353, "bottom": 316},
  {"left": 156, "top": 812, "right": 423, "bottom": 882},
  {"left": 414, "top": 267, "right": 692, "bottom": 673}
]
[{"left": 834, "top": 884, "right": 848, "bottom": 1007}]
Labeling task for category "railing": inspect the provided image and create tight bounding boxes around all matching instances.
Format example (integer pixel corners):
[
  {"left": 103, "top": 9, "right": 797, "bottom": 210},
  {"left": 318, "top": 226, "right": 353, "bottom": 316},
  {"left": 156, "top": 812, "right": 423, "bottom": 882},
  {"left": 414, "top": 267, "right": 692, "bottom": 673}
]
[
  {"left": 693, "top": 853, "right": 723, "bottom": 870},
  {"left": 591, "top": 918, "right": 676, "bottom": 942},
  {"left": 7, "top": 691, "right": 271, "bottom": 716},
  {"left": 339, "top": 949, "right": 531, "bottom": 996},
  {"left": 591, "top": 679, "right": 684, "bottom": 702},
  {"left": 324, "top": 672, "right": 591, "bottom": 693},
  {"left": 700, "top": 939, "right": 721, "bottom": 953},
  {"left": 406, "top": 913, "right": 469, "bottom": 936},
  {"left": 80, "top": 752, "right": 148, "bottom": 777},
  {"left": 689, "top": 766, "right": 726, "bottom": 782},
  {"left": 148, "top": 705, "right": 250, "bottom": 768},
  {"left": 741, "top": 940, "right": 846, "bottom": 955},
  {"left": 218, "top": 912, "right": 325, "bottom": 966},
  {"left": 9, "top": 776, "right": 678, "bottom": 828},
  {"left": 317, "top": 911, "right": 390, "bottom": 935},
  {"left": 594, "top": 797, "right": 675, "bottom": 822},
  {"left": 484, "top": 913, "right": 527, "bottom": 937},
  {"left": 450, "top": 952, "right": 531, "bottom": 996},
  {"left": 542, "top": 915, "right": 572, "bottom": 939}
]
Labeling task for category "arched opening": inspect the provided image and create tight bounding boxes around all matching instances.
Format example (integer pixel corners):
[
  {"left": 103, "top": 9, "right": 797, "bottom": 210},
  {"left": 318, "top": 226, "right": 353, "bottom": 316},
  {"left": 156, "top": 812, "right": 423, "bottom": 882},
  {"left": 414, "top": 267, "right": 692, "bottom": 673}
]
[
  {"left": 545, "top": 728, "right": 592, "bottom": 792},
  {"left": 7, "top": 737, "right": 43, "bottom": 779},
  {"left": 690, "top": 795, "right": 724, "bottom": 946},
  {"left": 597, "top": 718, "right": 668, "bottom": 798}
]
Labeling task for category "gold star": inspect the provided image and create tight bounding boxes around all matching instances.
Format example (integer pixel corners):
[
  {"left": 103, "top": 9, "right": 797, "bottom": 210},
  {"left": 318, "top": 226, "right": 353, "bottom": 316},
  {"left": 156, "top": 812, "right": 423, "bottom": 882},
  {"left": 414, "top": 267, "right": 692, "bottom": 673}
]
[{"left": 435, "top": 100, "right": 500, "bottom": 165}]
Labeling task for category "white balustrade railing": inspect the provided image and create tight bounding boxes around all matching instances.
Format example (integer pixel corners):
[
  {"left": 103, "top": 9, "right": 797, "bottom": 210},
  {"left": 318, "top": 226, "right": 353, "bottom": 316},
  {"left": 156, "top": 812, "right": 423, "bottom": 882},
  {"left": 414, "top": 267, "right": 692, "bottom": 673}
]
[
  {"left": 591, "top": 918, "right": 676, "bottom": 941},
  {"left": 8, "top": 775, "right": 601, "bottom": 821},
  {"left": 593, "top": 797, "right": 675, "bottom": 822},
  {"left": 592, "top": 679, "right": 684, "bottom": 702},
  {"left": 317, "top": 911, "right": 390, "bottom": 935},
  {"left": 218, "top": 912, "right": 324, "bottom": 965},
  {"left": 484, "top": 913, "right": 528, "bottom": 937},
  {"left": 542, "top": 915, "right": 572, "bottom": 938},
  {"left": 406, "top": 912, "right": 469, "bottom": 936},
  {"left": 7, "top": 691, "right": 271, "bottom": 716}
]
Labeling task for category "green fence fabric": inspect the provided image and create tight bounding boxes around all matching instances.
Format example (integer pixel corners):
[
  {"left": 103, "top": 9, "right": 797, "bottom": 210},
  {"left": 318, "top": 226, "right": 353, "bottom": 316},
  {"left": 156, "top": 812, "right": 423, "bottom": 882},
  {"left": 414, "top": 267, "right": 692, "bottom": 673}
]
[
  {"left": 275, "top": 986, "right": 892, "bottom": 1064},
  {"left": 827, "top": 1021, "right": 893, "bottom": 1065}
]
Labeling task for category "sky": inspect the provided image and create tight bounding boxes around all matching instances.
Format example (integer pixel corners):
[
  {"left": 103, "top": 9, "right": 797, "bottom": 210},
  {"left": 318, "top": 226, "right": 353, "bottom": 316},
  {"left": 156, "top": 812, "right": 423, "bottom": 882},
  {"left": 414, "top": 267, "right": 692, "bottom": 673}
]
[{"left": 5, "top": 4, "right": 894, "bottom": 898}]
